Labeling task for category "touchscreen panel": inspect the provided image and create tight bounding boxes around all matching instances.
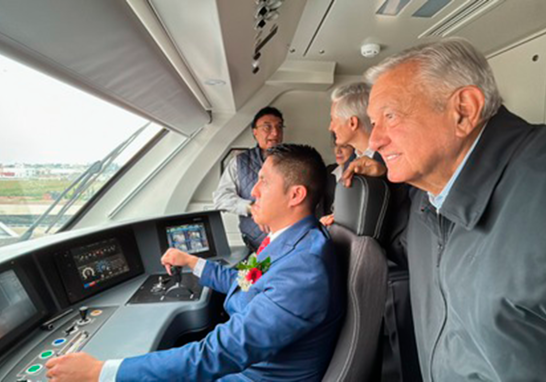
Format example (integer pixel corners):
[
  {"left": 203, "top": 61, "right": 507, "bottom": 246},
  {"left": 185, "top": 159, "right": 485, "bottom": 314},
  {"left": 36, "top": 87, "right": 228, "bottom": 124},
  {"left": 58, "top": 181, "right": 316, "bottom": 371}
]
[
  {"left": 166, "top": 222, "right": 210, "bottom": 254},
  {"left": 0, "top": 270, "right": 38, "bottom": 341},
  {"left": 54, "top": 231, "right": 143, "bottom": 304},
  {"left": 71, "top": 238, "right": 130, "bottom": 290}
]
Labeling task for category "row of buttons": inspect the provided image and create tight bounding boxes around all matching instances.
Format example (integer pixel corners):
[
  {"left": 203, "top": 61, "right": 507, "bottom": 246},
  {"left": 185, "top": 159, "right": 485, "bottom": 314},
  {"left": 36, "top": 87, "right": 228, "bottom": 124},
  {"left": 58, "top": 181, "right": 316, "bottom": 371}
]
[
  {"left": 23, "top": 309, "right": 103, "bottom": 376},
  {"left": 25, "top": 350, "right": 55, "bottom": 374}
]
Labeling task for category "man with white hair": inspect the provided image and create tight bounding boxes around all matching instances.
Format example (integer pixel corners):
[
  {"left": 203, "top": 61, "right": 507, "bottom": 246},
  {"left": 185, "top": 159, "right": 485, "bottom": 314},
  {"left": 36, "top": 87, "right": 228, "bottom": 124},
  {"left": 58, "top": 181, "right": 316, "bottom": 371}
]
[
  {"left": 322, "top": 82, "right": 386, "bottom": 227},
  {"left": 329, "top": 82, "right": 386, "bottom": 183},
  {"left": 364, "top": 37, "right": 546, "bottom": 381}
]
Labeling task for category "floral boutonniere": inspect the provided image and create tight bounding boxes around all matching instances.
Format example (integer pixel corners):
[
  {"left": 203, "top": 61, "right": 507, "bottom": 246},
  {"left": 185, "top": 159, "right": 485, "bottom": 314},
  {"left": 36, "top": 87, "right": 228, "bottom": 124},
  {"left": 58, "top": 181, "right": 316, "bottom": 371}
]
[{"left": 236, "top": 254, "right": 271, "bottom": 292}]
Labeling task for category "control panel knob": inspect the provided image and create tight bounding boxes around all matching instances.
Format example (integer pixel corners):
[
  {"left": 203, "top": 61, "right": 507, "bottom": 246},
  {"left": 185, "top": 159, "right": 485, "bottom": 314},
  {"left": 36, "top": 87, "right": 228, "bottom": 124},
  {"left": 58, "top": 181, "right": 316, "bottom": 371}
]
[
  {"left": 171, "top": 266, "right": 182, "bottom": 285},
  {"left": 79, "top": 306, "right": 89, "bottom": 323}
]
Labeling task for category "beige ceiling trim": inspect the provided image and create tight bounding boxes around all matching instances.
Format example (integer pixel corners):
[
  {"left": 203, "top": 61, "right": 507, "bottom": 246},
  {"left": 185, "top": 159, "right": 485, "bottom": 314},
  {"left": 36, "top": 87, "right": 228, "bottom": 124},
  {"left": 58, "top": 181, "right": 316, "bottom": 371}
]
[
  {"left": 419, "top": 0, "right": 505, "bottom": 38},
  {"left": 126, "top": 0, "right": 212, "bottom": 111},
  {"left": 487, "top": 27, "right": 546, "bottom": 59}
]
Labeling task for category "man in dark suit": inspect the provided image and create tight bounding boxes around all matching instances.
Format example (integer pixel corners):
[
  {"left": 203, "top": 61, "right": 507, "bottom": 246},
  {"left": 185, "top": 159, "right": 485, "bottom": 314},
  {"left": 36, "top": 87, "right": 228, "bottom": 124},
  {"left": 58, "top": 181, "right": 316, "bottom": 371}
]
[
  {"left": 363, "top": 37, "right": 546, "bottom": 381},
  {"left": 46, "top": 144, "right": 344, "bottom": 382},
  {"left": 321, "top": 138, "right": 355, "bottom": 217}
]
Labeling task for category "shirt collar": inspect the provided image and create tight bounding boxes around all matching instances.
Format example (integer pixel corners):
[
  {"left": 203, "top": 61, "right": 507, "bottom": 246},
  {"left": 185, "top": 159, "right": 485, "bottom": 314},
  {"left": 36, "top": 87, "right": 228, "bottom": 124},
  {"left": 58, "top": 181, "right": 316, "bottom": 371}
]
[
  {"left": 355, "top": 147, "right": 375, "bottom": 159},
  {"left": 428, "top": 123, "right": 487, "bottom": 210},
  {"left": 331, "top": 165, "right": 343, "bottom": 182},
  {"left": 269, "top": 225, "right": 290, "bottom": 242}
]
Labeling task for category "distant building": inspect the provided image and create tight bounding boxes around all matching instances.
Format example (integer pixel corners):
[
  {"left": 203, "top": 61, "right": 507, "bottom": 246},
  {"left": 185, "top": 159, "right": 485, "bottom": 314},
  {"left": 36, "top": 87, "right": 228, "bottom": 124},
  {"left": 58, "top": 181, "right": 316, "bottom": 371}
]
[{"left": 0, "top": 165, "right": 36, "bottom": 179}]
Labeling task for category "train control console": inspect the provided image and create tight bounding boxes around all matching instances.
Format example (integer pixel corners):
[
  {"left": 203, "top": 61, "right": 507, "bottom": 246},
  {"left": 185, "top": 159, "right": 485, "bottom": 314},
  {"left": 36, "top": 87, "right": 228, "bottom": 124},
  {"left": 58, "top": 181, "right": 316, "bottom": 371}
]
[
  {"left": 128, "top": 266, "right": 203, "bottom": 304},
  {"left": 5, "top": 306, "right": 116, "bottom": 382}
]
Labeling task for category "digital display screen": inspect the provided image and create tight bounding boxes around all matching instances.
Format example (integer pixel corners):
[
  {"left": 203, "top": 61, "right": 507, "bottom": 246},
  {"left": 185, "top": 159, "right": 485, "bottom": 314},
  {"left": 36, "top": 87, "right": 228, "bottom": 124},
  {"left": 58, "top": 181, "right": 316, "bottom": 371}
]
[
  {"left": 71, "top": 238, "right": 130, "bottom": 289},
  {"left": 0, "top": 270, "right": 38, "bottom": 341},
  {"left": 166, "top": 222, "right": 210, "bottom": 254}
]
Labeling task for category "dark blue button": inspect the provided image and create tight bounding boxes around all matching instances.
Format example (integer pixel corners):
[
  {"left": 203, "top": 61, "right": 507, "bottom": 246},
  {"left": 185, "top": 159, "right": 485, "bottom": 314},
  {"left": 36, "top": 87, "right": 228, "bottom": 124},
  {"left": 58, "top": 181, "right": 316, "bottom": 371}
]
[{"left": 52, "top": 338, "right": 66, "bottom": 346}]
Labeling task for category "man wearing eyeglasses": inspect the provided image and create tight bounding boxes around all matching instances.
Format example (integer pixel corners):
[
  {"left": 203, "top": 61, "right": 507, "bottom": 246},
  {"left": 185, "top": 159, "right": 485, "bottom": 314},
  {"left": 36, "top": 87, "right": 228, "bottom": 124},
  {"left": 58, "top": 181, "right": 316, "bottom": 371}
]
[{"left": 213, "top": 106, "right": 285, "bottom": 252}]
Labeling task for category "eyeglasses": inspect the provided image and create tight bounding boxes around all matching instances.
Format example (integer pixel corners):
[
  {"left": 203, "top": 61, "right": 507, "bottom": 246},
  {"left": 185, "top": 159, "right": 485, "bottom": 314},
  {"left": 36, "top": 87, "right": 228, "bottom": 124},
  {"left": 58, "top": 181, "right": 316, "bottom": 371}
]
[{"left": 255, "top": 123, "right": 285, "bottom": 133}]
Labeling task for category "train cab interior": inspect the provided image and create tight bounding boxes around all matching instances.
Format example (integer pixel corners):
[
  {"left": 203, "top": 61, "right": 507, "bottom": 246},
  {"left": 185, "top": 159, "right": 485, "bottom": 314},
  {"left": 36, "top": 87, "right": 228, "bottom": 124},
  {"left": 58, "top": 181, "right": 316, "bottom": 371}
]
[{"left": 1, "top": 0, "right": 546, "bottom": 381}]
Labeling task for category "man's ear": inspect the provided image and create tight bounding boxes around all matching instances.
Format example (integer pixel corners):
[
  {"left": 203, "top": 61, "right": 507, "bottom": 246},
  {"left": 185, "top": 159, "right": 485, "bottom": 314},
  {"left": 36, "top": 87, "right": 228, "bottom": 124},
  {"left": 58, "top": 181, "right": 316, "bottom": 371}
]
[
  {"left": 288, "top": 185, "right": 308, "bottom": 207},
  {"left": 452, "top": 85, "right": 485, "bottom": 138},
  {"left": 252, "top": 128, "right": 258, "bottom": 140},
  {"left": 349, "top": 115, "right": 360, "bottom": 132}
]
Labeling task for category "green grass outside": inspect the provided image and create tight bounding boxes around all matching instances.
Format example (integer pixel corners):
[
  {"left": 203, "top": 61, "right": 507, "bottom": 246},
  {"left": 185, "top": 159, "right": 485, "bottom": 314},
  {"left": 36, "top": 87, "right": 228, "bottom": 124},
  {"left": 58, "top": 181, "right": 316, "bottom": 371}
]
[{"left": 0, "top": 179, "right": 105, "bottom": 200}]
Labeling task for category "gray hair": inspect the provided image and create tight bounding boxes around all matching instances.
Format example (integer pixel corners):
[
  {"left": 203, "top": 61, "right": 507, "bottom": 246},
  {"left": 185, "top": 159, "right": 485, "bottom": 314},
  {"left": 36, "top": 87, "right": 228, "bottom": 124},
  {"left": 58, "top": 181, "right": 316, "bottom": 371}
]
[
  {"left": 330, "top": 82, "right": 372, "bottom": 132},
  {"left": 364, "top": 37, "right": 502, "bottom": 121}
]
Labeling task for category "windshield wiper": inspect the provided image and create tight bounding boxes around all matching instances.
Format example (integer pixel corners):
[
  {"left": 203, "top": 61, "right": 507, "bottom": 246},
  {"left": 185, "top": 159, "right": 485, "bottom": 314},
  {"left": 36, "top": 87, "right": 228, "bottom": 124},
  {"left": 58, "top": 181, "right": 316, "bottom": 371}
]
[{"left": 19, "top": 122, "right": 151, "bottom": 242}]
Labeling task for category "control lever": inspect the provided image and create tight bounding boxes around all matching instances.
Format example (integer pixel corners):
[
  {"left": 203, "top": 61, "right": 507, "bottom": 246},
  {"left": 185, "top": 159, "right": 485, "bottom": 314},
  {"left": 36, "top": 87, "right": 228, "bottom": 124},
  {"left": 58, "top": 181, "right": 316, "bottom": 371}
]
[
  {"left": 64, "top": 321, "right": 78, "bottom": 336},
  {"left": 172, "top": 265, "right": 182, "bottom": 286},
  {"left": 163, "top": 266, "right": 194, "bottom": 299},
  {"left": 77, "top": 306, "right": 90, "bottom": 325},
  {"left": 151, "top": 275, "right": 170, "bottom": 293}
]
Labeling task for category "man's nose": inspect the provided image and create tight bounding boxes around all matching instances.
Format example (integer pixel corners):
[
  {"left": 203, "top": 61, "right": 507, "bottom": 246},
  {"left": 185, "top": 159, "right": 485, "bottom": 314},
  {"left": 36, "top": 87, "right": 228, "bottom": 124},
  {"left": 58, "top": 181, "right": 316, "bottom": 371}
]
[
  {"left": 251, "top": 183, "right": 259, "bottom": 198},
  {"left": 369, "top": 122, "right": 388, "bottom": 152},
  {"left": 269, "top": 127, "right": 281, "bottom": 138}
]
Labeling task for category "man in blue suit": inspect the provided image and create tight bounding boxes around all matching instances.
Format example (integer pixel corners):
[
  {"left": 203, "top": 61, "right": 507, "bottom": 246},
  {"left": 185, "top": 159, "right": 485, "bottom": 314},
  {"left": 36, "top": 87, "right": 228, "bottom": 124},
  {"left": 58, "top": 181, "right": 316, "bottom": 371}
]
[{"left": 46, "top": 144, "right": 344, "bottom": 382}]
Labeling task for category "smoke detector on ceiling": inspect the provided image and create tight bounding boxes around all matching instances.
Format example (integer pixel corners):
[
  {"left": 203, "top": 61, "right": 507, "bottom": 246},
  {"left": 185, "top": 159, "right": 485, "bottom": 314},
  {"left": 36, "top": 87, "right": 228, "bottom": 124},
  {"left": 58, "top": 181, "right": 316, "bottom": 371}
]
[{"left": 361, "top": 43, "right": 381, "bottom": 58}]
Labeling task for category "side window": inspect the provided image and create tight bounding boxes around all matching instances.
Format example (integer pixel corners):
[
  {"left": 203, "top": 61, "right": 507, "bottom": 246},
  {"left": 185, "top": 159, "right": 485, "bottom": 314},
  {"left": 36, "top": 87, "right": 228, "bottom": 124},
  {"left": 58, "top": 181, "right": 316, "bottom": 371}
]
[{"left": 0, "top": 54, "right": 163, "bottom": 249}]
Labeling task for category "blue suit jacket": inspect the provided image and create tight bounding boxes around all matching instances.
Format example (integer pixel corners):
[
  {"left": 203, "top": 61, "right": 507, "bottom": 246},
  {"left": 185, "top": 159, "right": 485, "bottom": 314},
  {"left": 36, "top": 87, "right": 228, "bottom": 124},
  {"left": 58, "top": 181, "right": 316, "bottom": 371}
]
[{"left": 118, "top": 216, "right": 344, "bottom": 381}]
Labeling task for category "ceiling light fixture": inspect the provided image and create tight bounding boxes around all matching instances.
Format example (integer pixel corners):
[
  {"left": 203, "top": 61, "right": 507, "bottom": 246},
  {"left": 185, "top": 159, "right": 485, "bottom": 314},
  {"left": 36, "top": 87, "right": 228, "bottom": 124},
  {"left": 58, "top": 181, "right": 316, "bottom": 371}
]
[
  {"left": 266, "top": 0, "right": 284, "bottom": 10},
  {"left": 204, "top": 79, "right": 226, "bottom": 86},
  {"left": 265, "top": 10, "right": 279, "bottom": 21},
  {"left": 255, "top": 5, "right": 268, "bottom": 18},
  {"left": 252, "top": 59, "right": 260, "bottom": 74},
  {"left": 254, "top": 18, "right": 267, "bottom": 30},
  {"left": 413, "top": 0, "right": 452, "bottom": 18},
  {"left": 376, "top": 0, "right": 411, "bottom": 16},
  {"left": 252, "top": 0, "right": 282, "bottom": 74}
]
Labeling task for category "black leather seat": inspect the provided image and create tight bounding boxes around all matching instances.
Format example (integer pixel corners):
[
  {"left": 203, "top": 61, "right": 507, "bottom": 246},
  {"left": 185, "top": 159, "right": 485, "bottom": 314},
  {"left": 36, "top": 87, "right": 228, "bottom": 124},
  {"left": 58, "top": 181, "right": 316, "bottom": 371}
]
[{"left": 322, "top": 175, "right": 390, "bottom": 382}]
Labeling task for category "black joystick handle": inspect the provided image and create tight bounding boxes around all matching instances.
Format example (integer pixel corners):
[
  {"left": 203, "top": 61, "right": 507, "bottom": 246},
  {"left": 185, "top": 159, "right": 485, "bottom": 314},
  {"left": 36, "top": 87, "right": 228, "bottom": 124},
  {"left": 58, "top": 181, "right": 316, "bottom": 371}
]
[
  {"left": 171, "top": 266, "right": 182, "bottom": 285},
  {"left": 163, "top": 265, "right": 194, "bottom": 299},
  {"left": 79, "top": 306, "right": 89, "bottom": 322}
]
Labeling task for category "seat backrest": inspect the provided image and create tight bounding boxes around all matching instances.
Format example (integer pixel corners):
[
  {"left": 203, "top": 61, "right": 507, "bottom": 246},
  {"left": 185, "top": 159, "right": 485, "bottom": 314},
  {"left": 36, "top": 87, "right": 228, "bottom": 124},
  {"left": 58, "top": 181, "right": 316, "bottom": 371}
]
[{"left": 322, "top": 175, "right": 390, "bottom": 382}]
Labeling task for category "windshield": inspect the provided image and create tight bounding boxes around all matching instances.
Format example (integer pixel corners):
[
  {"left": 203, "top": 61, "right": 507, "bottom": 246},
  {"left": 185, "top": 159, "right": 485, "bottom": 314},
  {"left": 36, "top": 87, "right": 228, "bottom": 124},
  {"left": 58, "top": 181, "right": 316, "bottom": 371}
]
[{"left": 0, "top": 54, "right": 163, "bottom": 249}]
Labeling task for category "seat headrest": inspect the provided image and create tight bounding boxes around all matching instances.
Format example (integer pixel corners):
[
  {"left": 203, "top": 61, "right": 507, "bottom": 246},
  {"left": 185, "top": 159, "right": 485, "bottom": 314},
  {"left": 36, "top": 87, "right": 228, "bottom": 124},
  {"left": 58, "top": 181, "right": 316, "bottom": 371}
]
[{"left": 332, "top": 175, "right": 390, "bottom": 239}]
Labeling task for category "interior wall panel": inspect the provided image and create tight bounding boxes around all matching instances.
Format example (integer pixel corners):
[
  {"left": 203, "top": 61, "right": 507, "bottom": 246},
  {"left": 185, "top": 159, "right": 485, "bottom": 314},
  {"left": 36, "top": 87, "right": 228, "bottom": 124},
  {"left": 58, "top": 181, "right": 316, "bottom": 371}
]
[{"left": 489, "top": 31, "right": 546, "bottom": 124}]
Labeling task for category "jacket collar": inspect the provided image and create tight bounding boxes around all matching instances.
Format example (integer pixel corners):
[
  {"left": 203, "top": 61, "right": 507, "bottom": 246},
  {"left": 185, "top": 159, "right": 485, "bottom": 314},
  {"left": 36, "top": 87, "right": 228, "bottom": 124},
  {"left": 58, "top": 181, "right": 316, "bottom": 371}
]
[
  {"left": 438, "top": 106, "right": 535, "bottom": 230},
  {"left": 252, "top": 145, "right": 265, "bottom": 163},
  {"left": 257, "top": 215, "right": 320, "bottom": 263},
  {"left": 226, "top": 215, "right": 321, "bottom": 300}
]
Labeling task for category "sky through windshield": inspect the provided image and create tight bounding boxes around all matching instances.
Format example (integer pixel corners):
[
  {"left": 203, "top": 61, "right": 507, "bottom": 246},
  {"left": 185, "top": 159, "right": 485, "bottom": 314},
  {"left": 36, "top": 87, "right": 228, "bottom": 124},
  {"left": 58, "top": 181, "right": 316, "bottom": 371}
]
[{"left": 0, "top": 54, "right": 149, "bottom": 164}]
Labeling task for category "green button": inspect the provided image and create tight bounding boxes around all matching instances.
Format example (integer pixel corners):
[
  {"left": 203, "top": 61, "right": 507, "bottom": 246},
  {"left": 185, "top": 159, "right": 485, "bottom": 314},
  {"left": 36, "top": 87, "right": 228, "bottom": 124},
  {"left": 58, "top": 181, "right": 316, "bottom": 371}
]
[
  {"left": 40, "top": 350, "right": 54, "bottom": 359},
  {"left": 27, "top": 364, "right": 42, "bottom": 374}
]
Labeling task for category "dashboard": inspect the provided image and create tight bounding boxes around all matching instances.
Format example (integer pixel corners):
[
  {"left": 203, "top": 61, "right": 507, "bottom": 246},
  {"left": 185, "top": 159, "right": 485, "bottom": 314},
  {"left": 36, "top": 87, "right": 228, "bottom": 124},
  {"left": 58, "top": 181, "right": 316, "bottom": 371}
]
[{"left": 0, "top": 211, "right": 245, "bottom": 382}]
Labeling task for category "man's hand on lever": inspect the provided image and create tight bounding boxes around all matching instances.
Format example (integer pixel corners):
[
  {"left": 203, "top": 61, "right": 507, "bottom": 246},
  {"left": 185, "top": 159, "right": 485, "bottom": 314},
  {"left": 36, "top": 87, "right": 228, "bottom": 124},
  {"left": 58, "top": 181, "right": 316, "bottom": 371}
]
[
  {"left": 45, "top": 352, "right": 103, "bottom": 382},
  {"left": 161, "top": 248, "right": 199, "bottom": 275},
  {"left": 341, "top": 156, "right": 387, "bottom": 187}
]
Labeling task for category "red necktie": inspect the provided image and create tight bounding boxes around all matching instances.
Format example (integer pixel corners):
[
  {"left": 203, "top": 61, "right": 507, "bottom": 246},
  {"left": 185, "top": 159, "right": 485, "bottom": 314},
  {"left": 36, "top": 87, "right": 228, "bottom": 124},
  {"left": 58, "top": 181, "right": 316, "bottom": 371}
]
[{"left": 256, "top": 236, "right": 271, "bottom": 256}]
